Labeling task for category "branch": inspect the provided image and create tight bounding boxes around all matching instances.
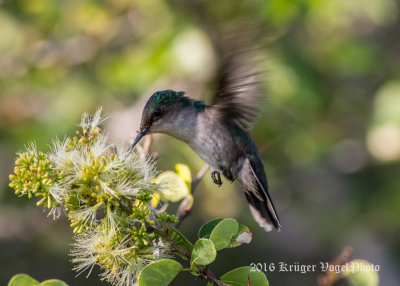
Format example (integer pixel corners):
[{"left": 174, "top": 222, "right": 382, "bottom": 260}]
[
  {"left": 143, "top": 134, "right": 153, "bottom": 154},
  {"left": 147, "top": 224, "right": 229, "bottom": 286},
  {"left": 173, "top": 164, "right": 210, "bottom": 228},
  {"left": 134, "top": 134, "right": 154, "bottom": 160},
  {"left": 199, "top": 266, "right": 230, "bottom": 286},
  {"left": 317, "top": 246, "right": 353, "bottom": 286}
]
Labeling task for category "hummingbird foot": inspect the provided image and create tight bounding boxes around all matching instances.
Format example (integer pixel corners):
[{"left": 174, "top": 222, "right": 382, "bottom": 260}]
[{"left": 211, "top": 170, "right": 223, "bottom": 187}]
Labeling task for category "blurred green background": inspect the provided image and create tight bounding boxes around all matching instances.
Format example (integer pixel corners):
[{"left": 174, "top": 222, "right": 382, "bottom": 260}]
[{"left": 1, "top": 0, "right": 400, "bottom": 285}]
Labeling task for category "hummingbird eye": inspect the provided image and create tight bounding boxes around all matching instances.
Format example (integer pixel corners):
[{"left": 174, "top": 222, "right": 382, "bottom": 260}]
[{"left": 154, "top": 108, "right": 163, "bottom": 118}]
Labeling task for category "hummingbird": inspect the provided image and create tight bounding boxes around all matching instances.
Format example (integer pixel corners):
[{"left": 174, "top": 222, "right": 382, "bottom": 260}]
[{"left": 130, "top": 56, "right": 281, "bottom": 231}]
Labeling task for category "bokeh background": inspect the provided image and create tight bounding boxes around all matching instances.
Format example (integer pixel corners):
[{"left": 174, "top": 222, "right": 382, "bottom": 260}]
[{"left": 1, "top": 0, "right": 400, "bottom": 285}]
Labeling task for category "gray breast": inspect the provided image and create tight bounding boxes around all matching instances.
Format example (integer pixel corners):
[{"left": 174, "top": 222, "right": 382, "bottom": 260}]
[{"left": 190, "top": 114, "right": 242, "bottom": 180}]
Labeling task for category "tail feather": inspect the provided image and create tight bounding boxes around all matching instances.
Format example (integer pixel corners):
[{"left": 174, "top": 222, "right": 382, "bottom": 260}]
[{"left": 239, "top": 158, "right": 281, "bottom": 232}]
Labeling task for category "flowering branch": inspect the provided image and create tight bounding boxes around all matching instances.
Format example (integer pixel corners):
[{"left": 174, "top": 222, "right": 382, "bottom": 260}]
[
  {"left": 9, "top": 109, "right": 178, "bottom": 285},
  {"left": 9, "top": 109, "right": 267, "bottom": 286}
]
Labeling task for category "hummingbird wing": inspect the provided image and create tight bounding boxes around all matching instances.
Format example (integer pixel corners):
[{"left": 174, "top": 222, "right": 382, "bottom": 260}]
[
  {"left": 238, "top": 157, "right": 281, "bottom": 232},
  {"left": 210, "top": 52, "right": 264, "bottom": 130}
]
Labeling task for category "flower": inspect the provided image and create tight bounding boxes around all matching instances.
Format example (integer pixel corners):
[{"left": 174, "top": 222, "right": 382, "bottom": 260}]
[{"left": 9, "top": 108, "right": 176, "bottom": 285}]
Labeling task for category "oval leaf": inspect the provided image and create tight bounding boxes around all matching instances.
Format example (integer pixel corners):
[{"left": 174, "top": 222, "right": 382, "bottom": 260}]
[
  {"left": 190, "top": 238, "right": 217, "bottom": 266},
  {"left": 40, "top": 280, "right": 69, "bottom": 286},
  {"left": 8, "top": 274, "right": 39, "bottom": 286},
  {"left": 138, "top": 259, "right": 183, "bottom": 286},
  {"left": 167, "top": 227, "right": 193, "bottom": 259},
  {"left": 198, "top": 218, "right": 224, "bottom": 239},
  {"left": 155, "top": 171, "right": 188, "bottom": 202},
  {"left": 209, "top": 218, "right": 239, "bottom": 250},
  {"left": 343, "top": 259, "right": 379, "bottom": 286},
  {"left": 221, "top": 267, "right": 269, "bottom": 286}
]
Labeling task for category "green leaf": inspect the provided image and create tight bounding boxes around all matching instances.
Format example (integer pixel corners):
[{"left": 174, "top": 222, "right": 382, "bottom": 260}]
[
  {"left": 167, "top": 227, "right": 193, "bottom": 259},
  {"left": 155, "top": 171, "right": 189, "bottom": 202},
  {"left": 220, "top": 267, "right": 269, "bottom": 286},
  {"left": 7, "top": 274, "right": 69, "bottom": 286},
  {"left": 8, "top": 274, "right": 39, "bottom": 286},
  {"left": 190, "top": 264, "right": 201, "bottom": 277},
  {"left": 198, "top": 218, "right": 224, "bottom": 239},
  {"left": 209, "top": 218, "right": 239, "bottom": 250},
  {"left": 229, "top": 223, "right": 252, "bottom": 248},
  {"left": 190, "top": 238, "right": 217, "bottom": 266},
  {"left": 343, "top": 259, "right": 379, "bottom": 286},
  {"left": 138, "top": 259, "right": 183, "bottom": 286},
  {"left": 40, "top": 280, "right": 69, "bottom": 286}
]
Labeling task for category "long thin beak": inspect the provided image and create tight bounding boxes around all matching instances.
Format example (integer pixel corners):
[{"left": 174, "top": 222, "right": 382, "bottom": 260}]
[{"left": 129, "top": 130, "right": 147, "bottom": 151}]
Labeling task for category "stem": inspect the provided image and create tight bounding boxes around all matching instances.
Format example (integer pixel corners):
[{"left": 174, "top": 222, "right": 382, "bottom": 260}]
[
  {"left": 317, "top": 246, "right": 353, "bottom": 286},
  {"left": 173, "top": 164, "right": 209, "bottom": 228},
  {"left": 199, "top": 266, "right": 230, "bottom": 286},
  {"left": 134, "top": 134, "right": 154, "bottom": 160},
  {"left": 143, "top": 134, "right": 153, "bottom": 154},
  {"left": 146, "top": 224, "right": 228, "bottom": 286}
]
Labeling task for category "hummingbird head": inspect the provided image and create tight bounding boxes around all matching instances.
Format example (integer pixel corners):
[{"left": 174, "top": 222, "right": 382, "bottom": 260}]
[{"left": 131, "top": 90, "right": 188, "bottom": 149}]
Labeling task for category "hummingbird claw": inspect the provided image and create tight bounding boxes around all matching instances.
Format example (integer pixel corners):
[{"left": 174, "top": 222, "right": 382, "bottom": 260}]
[{"left": 211, "top": 171, "right": 222, "bottom": 187}]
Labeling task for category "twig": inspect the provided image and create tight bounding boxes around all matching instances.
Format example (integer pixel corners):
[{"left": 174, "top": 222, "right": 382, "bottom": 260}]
[
  {"left": 134, "top": 134, "right": 154, "bottom": 160},
  {"left": 143, "top": 134, "right": 153, "bottom": 154},
  {"left": 317, "top": 246, "right": 353, "bottom": 286},
  {"left": 199, "top": 266, "right": 230, "bottom": 286},
  {"left": 155, "top": 202, "right": 169, "bottom": 215},
  {"left": 173, "top": 164, "right": 210, "bottom": 228},
  {"left": 147, "top": 224, "right": 228, "bottom": 286}
]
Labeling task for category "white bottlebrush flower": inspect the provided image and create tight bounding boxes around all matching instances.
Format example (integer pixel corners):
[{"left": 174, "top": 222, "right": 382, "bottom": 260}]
[
  {"left": 71, "top": 227, "right": 110, "bottom": 277},
  {"left": 48, "top": 183, "right": 67, "bottom": 205},
  {"left": 114, "top": 144, "right": 142, "bottom": 169},
  {"left": 71, "top": 206, "right": 98, "bottom": 228},
  {"left": 72, "top": 224, "right": 164, "bottom": 286},
  {"left": 51, "top": 138, "right": 87, "bottom": 187},
  {"left": 47, "top": 184, "right": 67, "bottom": 219},
  {"left": 106, "top": 211, "right": 118, "bottom": 234},
  {"left": 99, "top": 180, "right": 118, "bottom": 197},
  {"left": 90, "top": 134, "right": 111, "bottom": 158},
  {"left": 101, "top": 256, "right": 148, "bottom": 286},
  {"left": 112, "top": 144, "right": 158, "bottom": 191},
  {"left": 50, "top": 137, "right": 68, "bottom": 163},
  {"left": 114, "top": 178, "right": 140, "bottom": 197},
  {"left": 78, "top": 107, "right": 109, "bottom": 131},
  {"left": 23, "top": 142, "right": 38, "bottom": 157},
  {"left": 67, "top": 153, "right": 89, "bottom": 186},
  {"left": 47, "top": 205, "right": 64, "bottom": 219}
]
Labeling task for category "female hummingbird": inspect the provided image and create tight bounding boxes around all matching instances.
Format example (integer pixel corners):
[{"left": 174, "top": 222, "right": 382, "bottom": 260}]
[{"left": 131, "top": 56, "right": 281, "bottom": 231}]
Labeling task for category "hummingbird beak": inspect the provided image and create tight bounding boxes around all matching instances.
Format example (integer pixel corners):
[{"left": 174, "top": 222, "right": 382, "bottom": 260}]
[{"left": 130, "top": 129, "right": 148, "bottom": 151}]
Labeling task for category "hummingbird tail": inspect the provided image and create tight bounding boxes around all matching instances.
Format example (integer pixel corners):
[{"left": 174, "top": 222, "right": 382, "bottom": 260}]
[{"left": 239, "top": 158, "right": 281, "bottom": 232}]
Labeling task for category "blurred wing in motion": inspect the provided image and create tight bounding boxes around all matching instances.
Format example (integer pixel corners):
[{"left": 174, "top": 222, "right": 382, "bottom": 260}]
[
  {"left": 211, "top": 53, "right": 264, "bottom": 130},
  {"left": 210, "top": 24, "right": 266, "bottom": 130}
]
